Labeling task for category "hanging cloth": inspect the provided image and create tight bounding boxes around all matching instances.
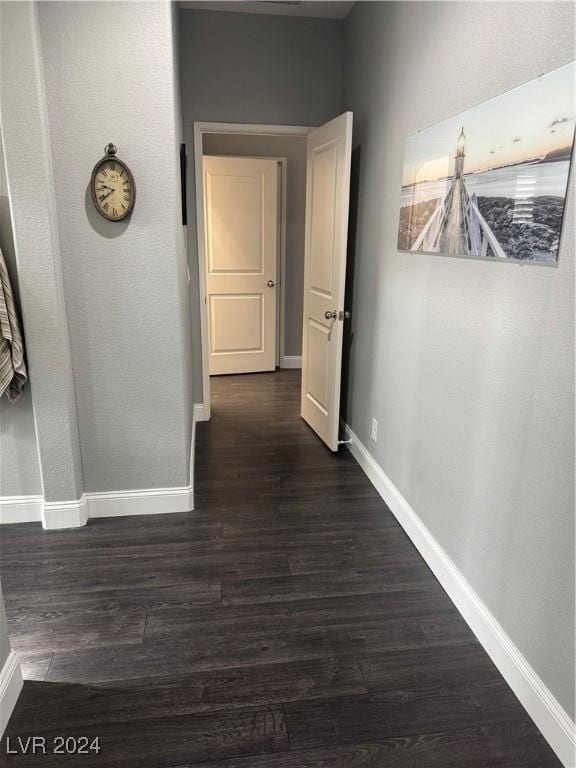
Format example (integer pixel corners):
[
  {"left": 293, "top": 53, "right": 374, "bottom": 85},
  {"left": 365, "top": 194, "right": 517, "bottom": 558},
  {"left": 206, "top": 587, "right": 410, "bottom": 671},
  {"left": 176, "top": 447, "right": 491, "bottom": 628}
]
[{"left": 0, "top": 246, "right": 27, "bottom": 403}]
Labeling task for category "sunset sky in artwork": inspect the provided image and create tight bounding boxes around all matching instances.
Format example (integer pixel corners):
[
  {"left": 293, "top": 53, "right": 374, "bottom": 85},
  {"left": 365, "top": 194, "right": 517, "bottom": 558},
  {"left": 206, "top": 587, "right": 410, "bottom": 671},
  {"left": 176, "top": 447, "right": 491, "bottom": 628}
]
[{"left": 401, "top": 61, "right": 575, "bottom": 187}]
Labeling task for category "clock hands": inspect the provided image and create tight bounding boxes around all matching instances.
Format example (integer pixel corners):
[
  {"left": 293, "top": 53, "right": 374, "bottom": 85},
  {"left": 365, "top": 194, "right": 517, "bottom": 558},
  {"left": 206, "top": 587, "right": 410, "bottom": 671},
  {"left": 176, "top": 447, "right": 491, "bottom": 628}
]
[{"left": 98, "top": 189, "right": 115, "bottom": 203}]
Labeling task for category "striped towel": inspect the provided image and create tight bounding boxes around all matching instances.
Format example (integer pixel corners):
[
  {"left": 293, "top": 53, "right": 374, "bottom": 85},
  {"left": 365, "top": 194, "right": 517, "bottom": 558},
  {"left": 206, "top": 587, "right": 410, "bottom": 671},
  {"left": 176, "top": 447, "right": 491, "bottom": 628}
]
[{"left": 0, "top": 246, "right": 27, "bottom": 403}]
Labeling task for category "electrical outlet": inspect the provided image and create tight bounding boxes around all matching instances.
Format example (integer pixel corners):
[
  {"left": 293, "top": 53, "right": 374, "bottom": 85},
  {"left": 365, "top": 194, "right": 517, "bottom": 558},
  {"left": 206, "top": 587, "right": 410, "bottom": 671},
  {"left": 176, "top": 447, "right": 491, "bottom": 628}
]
[{"left": 371, "top": 418, "right": 378, "bottom": 442}]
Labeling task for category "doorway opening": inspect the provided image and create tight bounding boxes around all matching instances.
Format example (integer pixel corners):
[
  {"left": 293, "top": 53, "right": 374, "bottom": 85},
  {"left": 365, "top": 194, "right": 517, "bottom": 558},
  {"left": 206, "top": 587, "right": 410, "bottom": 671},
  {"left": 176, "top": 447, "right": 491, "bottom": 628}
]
[
  {"left": 194, "top": 114, "right": 353, "bottom": 451},
  {"left": 194, "top": 122, "right": 311, "bottom": 422}
]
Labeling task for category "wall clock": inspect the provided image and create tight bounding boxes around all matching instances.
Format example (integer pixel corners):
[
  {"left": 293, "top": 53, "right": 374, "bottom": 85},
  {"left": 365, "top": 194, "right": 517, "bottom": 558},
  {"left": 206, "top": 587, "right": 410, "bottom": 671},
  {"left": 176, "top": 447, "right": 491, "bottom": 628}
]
[{"left": 90, "top": 143, "right": 135, "bottom": 221}]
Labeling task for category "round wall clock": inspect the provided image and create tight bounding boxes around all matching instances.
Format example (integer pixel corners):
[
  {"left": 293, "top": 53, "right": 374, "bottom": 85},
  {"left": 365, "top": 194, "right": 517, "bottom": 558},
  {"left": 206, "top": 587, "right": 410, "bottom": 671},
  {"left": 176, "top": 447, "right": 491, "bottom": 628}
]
[{"left": 90, "top": 143, "right": 136, "bottom": 222}]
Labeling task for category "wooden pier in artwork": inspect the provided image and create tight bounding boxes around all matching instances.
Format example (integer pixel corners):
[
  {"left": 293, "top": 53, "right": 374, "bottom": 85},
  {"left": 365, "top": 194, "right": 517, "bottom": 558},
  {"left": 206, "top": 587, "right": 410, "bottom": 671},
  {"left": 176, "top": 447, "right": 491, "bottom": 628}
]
[{"left": 411, "top": 128, "right": 507, "bottom": 258}]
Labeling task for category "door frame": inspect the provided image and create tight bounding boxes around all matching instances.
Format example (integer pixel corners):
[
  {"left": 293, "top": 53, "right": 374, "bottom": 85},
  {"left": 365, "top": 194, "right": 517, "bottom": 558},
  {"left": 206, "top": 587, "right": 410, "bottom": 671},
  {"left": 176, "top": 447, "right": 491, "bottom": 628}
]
[{"left": 193, "top": 122, "right": 312, "bottom": 420}]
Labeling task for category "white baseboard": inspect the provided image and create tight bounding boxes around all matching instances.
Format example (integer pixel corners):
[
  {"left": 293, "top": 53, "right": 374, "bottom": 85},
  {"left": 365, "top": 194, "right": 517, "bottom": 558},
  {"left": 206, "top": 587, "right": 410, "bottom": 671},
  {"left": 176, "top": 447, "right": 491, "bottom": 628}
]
[
  {"left": 0, "top": 495, "right": 43, "bottom": 524},
  {"left": 87, "top": 485, "right": 193, "bottom": 519},
  {"left": 1, "top": 409, "right": 198, "bottom": 527},
  {"left": 0, "top": 651, "right": 23, "bottom": 738},
  {"left": 343, "top": 422, "right": 576, "bottom": 768},
  {"left": 280, "top": 355, "right": 302, "bottom": 369},
  {"left": 1, "top": 487, "right": 194, "bottom": 526},
  {"left": 194, "top": 402, "right": 210, "bottom": 422},
  {"left": 42, "top": 495, "right": 88, "bottom": 530},
  {"left": 1, "top": 485, "right": 194, "bottom": 526}
]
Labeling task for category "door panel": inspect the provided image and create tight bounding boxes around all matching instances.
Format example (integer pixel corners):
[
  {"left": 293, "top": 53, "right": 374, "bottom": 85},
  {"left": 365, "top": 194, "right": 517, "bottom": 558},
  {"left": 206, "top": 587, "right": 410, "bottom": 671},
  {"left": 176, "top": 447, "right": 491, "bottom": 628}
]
[
  {"left": 209, "top": 294, "right": 263, "bottom": 354},
  {"left": 207, "top": 175, "right": 263, "bottom": 273},
  {"left": 309, "top": 145, "right": 337, "bottom": 296},
  {"left": 306, "top": 318, "right": 330, "bottom": 414},
  {"left": 204, "top": 156, "right": 278, "bottom": 375},
  {"left": 300, "top": 113, "right": 353, "bottom": 450}
]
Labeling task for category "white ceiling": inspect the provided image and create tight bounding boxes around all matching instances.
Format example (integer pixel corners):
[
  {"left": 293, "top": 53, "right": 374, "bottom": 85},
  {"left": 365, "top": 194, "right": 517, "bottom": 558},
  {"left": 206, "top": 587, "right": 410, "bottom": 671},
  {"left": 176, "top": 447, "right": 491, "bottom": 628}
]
[{"left": 180, "top": 1, "right": 355, "bottom": 20}]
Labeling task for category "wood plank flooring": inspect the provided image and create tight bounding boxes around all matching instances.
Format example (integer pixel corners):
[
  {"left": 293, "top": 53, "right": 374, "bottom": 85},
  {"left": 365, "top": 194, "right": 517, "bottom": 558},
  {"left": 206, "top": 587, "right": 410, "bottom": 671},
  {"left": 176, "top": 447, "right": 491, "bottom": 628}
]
[{"left": 0, "top": 371, "right": 561, "bottom": 767}]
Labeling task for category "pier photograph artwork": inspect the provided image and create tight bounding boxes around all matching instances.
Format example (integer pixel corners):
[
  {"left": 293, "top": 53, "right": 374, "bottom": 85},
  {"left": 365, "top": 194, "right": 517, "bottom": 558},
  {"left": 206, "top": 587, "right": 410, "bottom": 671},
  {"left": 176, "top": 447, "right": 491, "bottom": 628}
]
[{"left": 398, "top": 62, "right": 575, "bottom": 263}]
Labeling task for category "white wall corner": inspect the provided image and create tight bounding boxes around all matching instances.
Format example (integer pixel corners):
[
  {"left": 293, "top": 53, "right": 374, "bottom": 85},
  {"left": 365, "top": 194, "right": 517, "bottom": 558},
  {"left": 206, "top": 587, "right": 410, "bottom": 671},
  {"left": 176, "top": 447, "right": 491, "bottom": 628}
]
[
  {"left": 343, "top": 421, "right": 576, "bottom": 768},
  {"left": 0, "top": 496, "right": 43, "bottom": 525},
  {"left": 0, "top": 651, "right": 23, "bottom": 738},
  {"left": 86, "top": 397, "right": 198, "bottom": 519},
  {"left": 194, "top": 402, "right": 210, "bottom": 422},
  {"left": 189, "top": 406, "right": 196, "bottom": 512},
  {"left": 1, "top": 399, "right": 198, "bottom": 526},
  {"left": 280, "top": 355, "right": 302, "bottom": 369},
  {"left": 42, "top": 495, "right": 88, "bottom": 530}
]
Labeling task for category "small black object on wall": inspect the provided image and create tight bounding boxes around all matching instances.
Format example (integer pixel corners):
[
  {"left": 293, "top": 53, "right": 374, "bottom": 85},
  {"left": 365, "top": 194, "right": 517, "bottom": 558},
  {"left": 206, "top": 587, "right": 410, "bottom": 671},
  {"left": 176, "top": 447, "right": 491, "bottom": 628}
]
[{"left": 180, "top": 143, "right": 188, "bottom": 226}]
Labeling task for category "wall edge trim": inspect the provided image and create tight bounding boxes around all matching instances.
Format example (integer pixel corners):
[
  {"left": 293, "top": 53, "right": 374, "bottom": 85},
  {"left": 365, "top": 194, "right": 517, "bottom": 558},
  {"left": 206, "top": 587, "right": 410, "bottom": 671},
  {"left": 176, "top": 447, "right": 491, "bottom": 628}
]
[
  {"left": 280, "top": 355, "right": 302, "bottom": 369},
  {"left": 42, "top": 495, "right": 88, "bottom": 530},
  {"left": 193, "top": 402, "right": 209, "bottom": 422},
  {"left": 0, "top": 651, "right": 23, "bottom": 738},
  {"left": 189, "top": 404, "right": 197, "bottom": 511},
  {"left": 0, "top": 495, "right": 43, "bottom": 524},
  {"left": 343, "top": 421, "right": 576, "bottom": 768},
  {"left": 0, "top": 486, "right": 194, "bottom": 526},
  {"left": 87, "top": 486, "right": 193, "bottom": 519}
]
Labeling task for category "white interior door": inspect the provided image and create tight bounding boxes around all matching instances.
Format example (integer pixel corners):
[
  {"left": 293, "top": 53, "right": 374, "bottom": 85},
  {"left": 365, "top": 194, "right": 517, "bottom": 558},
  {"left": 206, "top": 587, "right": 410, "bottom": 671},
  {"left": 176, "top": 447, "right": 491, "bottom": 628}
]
[
  {"left": 204, "top": 155, "right": 278, "bottom": 375},
  {"left": 300, "top": 112, "right": 353, "bottom": 451}
]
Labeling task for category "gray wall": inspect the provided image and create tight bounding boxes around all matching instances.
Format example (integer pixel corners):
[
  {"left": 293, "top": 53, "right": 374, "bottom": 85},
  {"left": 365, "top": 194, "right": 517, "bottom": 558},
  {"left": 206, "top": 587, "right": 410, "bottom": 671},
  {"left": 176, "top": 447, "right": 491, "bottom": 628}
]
[
  {"left": 343, "top": 0, "right": 575, "bottom": 718},
  {"left": 1, "top": 0, "right": 84, "bottom": 505},
  {"left": 203, "top": 133, "right": 307, "bottom": 357},
  {"left": 0, "top": 130, "right": 42, "bottom": 498},
  {"left": 35, "top": 1, "right": 193, "bottom": 493},
  {"left": 179, "top": 9, "right": 345, "bottom": 398}
]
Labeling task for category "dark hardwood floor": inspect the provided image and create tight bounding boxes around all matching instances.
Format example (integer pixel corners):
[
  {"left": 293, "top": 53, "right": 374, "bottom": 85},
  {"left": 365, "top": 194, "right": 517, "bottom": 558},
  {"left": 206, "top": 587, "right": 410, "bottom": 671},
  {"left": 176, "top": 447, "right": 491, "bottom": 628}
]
[{"left": 0, "top": 371, "right": 561, "bottom": 767}]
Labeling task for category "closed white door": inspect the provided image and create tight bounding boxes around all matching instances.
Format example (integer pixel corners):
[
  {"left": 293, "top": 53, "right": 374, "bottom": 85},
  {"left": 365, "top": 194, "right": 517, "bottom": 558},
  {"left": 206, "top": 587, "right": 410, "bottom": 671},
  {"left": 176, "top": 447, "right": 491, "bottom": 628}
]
[
  {"left": 300, "top": 113, "right": 353, "bottom": 451},
  {"left": 203, "top": 155, "right": 278, "bottom": 375}
]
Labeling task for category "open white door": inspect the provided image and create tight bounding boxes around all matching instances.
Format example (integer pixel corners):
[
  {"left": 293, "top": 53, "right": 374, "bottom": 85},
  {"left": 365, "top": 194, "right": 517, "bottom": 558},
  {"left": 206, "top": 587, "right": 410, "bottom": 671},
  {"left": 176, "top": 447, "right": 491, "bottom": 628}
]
[
  {"left": 203, "top": 155, "right": 278, "bottom": 375},
  {"left": 300, "top": 112, "right": 353, "bottom": 451}
]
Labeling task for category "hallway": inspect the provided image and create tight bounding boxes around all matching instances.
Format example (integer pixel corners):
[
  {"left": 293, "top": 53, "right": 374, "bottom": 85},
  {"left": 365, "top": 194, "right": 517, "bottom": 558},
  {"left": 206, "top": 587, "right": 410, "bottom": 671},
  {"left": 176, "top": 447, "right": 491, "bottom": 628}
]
[{"left": 0, "top": 372, "right": 562, "bottom": 766}]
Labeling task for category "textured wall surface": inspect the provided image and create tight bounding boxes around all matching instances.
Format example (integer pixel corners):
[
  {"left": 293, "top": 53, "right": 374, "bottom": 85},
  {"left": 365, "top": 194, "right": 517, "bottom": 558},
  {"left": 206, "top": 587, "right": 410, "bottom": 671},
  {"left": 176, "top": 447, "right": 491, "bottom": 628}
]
[
  {"left": 0, "top": 134, "right": 42, "bottom": 498},
  {"left": 37, "top": 1, "right": 193, "bottom": 493},
  {"left": 343, "top": 1, "right": 575, "bottom": 717},
  {"left": 179, "top": 9, "right": 345, "bottom": 398},
  {"left": 203, "top": 133, "right": 307, "bottom": 357},
  {"left": 1, "top": 1, "right": 84, "bottom": 503}
]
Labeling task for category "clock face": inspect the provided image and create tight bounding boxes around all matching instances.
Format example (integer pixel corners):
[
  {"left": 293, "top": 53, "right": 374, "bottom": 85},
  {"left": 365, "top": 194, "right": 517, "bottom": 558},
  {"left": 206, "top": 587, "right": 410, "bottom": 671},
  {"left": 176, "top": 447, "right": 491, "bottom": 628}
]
[{"left": 91, "top": 156, "right": 135, "bottom": 221}]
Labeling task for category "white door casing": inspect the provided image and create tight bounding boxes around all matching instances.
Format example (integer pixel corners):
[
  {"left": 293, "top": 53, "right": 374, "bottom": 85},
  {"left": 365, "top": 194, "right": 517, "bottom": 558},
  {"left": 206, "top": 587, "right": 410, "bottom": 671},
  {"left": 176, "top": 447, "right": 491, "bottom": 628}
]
[
  {"left": 203, "top": 156, "right": 278, "bottom": 375},
  {"left": 300, "top": 113, "right": 353, "bottom": 451}
]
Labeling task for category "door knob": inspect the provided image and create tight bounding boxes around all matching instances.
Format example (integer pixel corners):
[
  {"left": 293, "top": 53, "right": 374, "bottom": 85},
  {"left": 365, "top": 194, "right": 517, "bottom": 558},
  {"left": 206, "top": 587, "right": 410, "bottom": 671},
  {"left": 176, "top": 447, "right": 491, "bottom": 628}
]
[
  {"left": 324, "top": 309, "right": 351, "bottom": 321},
  {"left": 267, "top": 280, "right": 277, "bottom": 288}
]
